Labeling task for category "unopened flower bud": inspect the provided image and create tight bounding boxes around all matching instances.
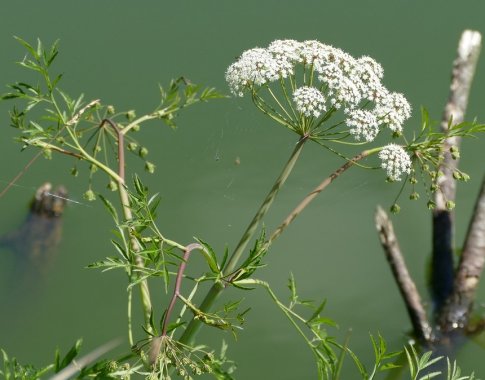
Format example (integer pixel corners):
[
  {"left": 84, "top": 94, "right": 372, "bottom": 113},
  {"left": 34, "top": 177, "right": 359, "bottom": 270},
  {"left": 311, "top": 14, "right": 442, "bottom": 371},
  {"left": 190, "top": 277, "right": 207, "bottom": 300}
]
[
  {"left": 145, "top": 161, "right": 155, "bottom": 174},
  {"left": 450, "top": 146, "right": 460, "bottom": 160},
  {"left": 390, "top": 203, "right": 401, "bottom": 214},
  {"left": 427, "top": 200, "right": 436, "bottom": 210},
  {"left": 139, "top": 147, "right": 149, "bottom": 157},
  {"left": 127, "top": 142, "right": 138, "bottom": 151},
  {"left": 126, "top": 110, "right": 136, "bottom": 121},
  {"left": 430, "top": 184, "right": 438, "bottom": 192},
  {"left": 84, "top": 189, "right": 96, "bottom": 201},
  {"left": 43, "top": 148, "right": 52, "bottom": 160},
  {"left": 410, "top": 192, "right": 419, "bottom": 200},
  {"left": 409, "top": 177, "right": 418, "bottom": 184},
  {"left": 106, "top": 360, "right": 118, "bottom": 371},
  {"left": 106, "top": 105, "right": 115, "bottom": 115},
  {"left": 446, "top": 200, "right": 455, "bottom": 210},
  {"left": 107, "top": 180, "right": 118, "bottom": 191}
]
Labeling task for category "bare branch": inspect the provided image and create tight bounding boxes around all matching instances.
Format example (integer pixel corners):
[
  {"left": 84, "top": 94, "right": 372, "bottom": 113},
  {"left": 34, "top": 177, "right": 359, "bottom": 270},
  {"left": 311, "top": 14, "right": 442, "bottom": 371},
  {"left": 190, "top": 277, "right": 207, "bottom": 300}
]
[
  {"left": 375, "top": 206, "right": 433, "bottom": 342},
  {"left": 432, "top": 30, "right": 482, "bottom": 311},
  {"left": 440, "top": 176, "right": 485, "bottom": 330},
  {"left": 436, "top": 30, "right": 481, "bottom": 206}
]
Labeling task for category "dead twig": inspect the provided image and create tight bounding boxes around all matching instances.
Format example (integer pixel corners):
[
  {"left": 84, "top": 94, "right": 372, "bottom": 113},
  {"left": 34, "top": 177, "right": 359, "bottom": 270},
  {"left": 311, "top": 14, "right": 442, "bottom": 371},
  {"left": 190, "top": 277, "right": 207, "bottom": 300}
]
[{"left": 375, "top": 206, "right": 433, "bottom": 342}]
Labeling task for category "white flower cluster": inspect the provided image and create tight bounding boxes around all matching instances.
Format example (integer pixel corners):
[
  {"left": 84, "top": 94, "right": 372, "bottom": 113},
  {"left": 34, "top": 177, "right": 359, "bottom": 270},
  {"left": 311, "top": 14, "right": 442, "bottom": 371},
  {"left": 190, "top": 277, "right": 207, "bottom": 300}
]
[
  {"left": 346, "top": 109, "right": 379, "bottom": 142},
  {"left": 378, "top": 144, "right": 412, "bottom": 181},
  {"left": 293, "top": 86, "right": 326, "bottom": 118},
  {"left": 225, "top": 48, "right": 279, "bottom": 97},
  {"left": 226, "top": 39, "right": 412, "bottom": 139},
  {"left": 374, "top": 92, "right": 412, "bottom": 133}
]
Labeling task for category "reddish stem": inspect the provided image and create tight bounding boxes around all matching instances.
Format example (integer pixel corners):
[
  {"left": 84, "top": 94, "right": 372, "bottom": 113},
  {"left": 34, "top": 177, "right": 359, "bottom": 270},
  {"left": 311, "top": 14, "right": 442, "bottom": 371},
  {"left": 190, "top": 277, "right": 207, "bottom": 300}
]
[{"left": 161, "top": 243, "right": 202, "bottom": 336}]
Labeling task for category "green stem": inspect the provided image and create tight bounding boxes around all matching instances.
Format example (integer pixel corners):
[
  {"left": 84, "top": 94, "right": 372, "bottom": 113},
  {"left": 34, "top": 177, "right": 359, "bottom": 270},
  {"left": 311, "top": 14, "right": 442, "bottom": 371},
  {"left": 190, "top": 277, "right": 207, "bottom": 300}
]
[
  {"left": 237, "top": 278, "right": 326, "bottom": 380},
  {"left": 178, "top": 135, "right": 308, "bottom": 345},
  {"left": 127, "top": 286, "right": 133, "bottom": 346},
  {"left": 118, "top": 183, "right": 153, "bottom": 334},
  {"left": 120, "top": 113, "right": 161, "bottom": 135}
]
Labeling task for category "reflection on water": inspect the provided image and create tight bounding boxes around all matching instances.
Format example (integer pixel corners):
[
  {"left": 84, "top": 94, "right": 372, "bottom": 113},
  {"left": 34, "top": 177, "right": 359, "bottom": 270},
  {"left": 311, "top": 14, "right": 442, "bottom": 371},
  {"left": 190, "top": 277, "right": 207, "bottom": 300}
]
[{"left": 0, "top": 184, "right": 66, "bottom": 302}]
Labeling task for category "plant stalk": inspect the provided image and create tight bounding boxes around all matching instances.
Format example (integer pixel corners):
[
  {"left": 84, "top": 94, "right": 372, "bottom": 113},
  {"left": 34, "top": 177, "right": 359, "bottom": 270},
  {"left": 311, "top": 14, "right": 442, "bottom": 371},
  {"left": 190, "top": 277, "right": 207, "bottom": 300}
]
[
  {"left": 100, "top": 118, "right": 154, "bottom": 334},
  {"left": 178, "top": 135, "right": 308, "bottom": 345},
  {"left": 266, "top": 148, "right": 375, "bottom": 248}
]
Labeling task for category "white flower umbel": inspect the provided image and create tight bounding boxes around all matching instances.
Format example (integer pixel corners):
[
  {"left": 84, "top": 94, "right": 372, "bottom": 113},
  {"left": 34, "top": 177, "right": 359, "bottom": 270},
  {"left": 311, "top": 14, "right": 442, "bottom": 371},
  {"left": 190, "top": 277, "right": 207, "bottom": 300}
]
[
  {"left": 226, "top": 39, "right": 412, "bottom": 138},
  {"left": 293, "top": 86, "right": 326, "bottom": 118},
  {"left": 225, "top": 48, "right": 280, "bottom": 96},
  {"left": 346, "top": 109, "right": 379, "bottom": 142},
  {"left": 375, "top": 92, "right": 412, "bottom": 133},
  {"left": 379, "top": 144, "right": 412, "bottom": 181},
  {"left": 268, "top": 39, "right": 302, "bottom": 78}
]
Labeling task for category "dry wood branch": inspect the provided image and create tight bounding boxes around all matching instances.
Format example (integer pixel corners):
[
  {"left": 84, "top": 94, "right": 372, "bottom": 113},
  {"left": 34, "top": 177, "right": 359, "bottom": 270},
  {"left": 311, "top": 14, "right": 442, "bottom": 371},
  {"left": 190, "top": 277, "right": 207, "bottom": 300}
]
[
  {"left": 375, "top": 206, "right": 433, "bottom": 342},
  {"left": 432, "top": 30, "right": 482, "bottom": 311},
  {"left": 440, "top": 176, "right": 485, "bottom": 330}
]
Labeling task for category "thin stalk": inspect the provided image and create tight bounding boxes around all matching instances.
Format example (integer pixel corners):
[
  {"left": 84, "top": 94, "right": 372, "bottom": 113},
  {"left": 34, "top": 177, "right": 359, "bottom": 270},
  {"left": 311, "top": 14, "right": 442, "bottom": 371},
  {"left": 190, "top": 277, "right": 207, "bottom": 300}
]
[
  {"left": 170, "top": 280, "right": 201, "bottom": 339},
  {"left": 252, "top": 95, "right": 295, "bottom": 131},
  {"left": 105, "top": 119, "right": 154, "bottom": 334},
  {"left": 127, "top": 286, "right": 133, "bottom": 346},
  {"left": 267, "top": 87, "right": 293, "bottom": 121},
  {"left": 280, "top": 78, "right": 298, "bottom": 121},
  {"left": 239, "top": 278, "right": 331, "bottom": 380},
  {"left": 161, "top": 243, "right": 201, "bottom": 337},
  {"left": 120, "top": 113, "right": 161, "bottom": 135},
  {"left": 178, "top": 135, "right": 308, "bottom": 345},
  {"left": 266, "top": 148, "right": 378, "bottom": 247}
]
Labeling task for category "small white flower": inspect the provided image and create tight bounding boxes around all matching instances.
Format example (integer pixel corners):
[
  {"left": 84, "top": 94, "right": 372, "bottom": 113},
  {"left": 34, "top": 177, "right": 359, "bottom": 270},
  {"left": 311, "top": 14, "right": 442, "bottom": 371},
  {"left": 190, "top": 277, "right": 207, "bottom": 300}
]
[
  {"left": 346, "top": 109, "right": 379, "bottom": 142},
  {"left": 225, "top": 48, "right": 279, "bottom": 96},
  {"left": 375, "top": 92, "right": 412, "bottom": 132},
  {"left": 352, "top": 56, "right": 385, "bottom": 101},
  {"left": 268, "top": 39, "right": 302, "bottom": 77},
  {"left": 335, "top": 76, "right": 362, "bottom": 110},
  {"left": 357, "top": 56, "right": 384, "bottom": 79},
  {"left": 379, "top": 144, "right": 412, "bottom": 181},
  {"left": 299, "top": 40, "right": 327, "bottom": 65},
  {"left": 293, "top": 86, "right": 326, "bottom": 118}
]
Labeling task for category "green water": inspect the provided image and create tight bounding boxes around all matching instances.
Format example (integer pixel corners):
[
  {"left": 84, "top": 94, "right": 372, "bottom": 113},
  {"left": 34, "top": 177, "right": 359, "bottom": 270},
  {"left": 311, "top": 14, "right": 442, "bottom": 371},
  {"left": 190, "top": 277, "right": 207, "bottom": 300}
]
[{"left": 1, "top": 1, "right": 485, "bottom": 378}]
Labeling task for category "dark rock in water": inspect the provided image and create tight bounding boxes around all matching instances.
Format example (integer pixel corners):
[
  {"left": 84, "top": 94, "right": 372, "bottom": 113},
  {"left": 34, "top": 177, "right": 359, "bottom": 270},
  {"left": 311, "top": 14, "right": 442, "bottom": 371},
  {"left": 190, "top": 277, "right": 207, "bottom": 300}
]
[
  {"left": 29, "top": 182, "right": 67, "bottom": 217},
  {"left": 0, "top": 183, "right": 67, "bottom": 285}
]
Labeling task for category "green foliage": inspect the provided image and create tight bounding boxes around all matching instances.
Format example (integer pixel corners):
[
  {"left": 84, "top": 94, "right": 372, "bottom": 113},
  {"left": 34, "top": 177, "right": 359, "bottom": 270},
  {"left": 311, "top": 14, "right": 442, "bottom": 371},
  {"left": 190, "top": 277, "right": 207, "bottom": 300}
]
[
  {"left": 1, "top": 37, "right": 483, "bottom": 380},
  {"left": 0, "top": 350, "right": 52, "bottom": 380},
  {"left": 399, "top": 107, "right": 485, "bottom": 208},
  {"left": 403, "top": 344, "right": 475, "bottom": 380},
  {"left": 0, "top": 339, "right": 83, "bottom": 380}
]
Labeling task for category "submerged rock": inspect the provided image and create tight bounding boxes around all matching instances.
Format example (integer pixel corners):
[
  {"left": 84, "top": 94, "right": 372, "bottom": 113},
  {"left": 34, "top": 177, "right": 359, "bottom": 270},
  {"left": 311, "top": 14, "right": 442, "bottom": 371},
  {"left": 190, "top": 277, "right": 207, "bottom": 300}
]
[{"left": 0, "top": 183, "right": 67, "bottom": 279}]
